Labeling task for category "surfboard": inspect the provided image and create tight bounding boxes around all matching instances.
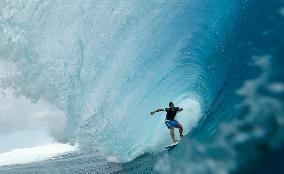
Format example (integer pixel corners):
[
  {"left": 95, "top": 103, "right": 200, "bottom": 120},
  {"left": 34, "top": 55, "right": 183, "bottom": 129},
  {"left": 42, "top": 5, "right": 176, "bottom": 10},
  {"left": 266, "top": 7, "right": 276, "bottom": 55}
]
[{"left": 165, "top": 141, "right": 179, "bottom": 149}]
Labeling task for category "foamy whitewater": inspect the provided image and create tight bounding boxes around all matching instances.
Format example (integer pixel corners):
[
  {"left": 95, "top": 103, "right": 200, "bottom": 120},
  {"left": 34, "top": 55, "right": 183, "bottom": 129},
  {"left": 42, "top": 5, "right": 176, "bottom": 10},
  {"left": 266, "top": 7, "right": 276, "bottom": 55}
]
[
  {"left": 0, "top": 144, "right": 78, "bottom": 166},
  {"left": 0, "top": 0, "right": 283, "bottom": 173}
]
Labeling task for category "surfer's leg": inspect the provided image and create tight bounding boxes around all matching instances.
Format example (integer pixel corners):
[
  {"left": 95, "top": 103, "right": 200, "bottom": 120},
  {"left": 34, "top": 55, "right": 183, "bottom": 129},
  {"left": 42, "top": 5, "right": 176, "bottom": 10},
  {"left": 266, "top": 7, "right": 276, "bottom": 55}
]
[
  {"left": 169, "top": 128, "right": 177, "bottom": 143},
  {"left": 178, "top": 123, "right": 184, "bottom": 138}
]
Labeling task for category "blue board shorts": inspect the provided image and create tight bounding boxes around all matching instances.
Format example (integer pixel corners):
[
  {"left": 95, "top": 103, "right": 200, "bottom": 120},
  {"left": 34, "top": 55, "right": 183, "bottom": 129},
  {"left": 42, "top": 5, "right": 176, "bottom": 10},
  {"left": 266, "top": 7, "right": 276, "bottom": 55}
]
[{"left": 165, "top": 120, "right": 179, "bottom": 129}]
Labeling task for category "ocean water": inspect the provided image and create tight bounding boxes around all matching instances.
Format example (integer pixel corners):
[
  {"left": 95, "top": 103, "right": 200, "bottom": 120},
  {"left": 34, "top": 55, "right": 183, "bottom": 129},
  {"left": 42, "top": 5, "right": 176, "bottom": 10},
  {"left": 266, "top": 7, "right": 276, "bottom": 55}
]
[{"left": 0, "top": 0, "right": 283, "bottom": 173}]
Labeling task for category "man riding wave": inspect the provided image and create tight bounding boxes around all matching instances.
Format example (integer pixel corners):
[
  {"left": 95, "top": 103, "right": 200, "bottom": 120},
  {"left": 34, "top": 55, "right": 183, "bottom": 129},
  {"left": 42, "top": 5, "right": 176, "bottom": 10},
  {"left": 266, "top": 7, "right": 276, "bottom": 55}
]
[{"left": 150, "top": 102, "right": 184, "bottom": 143}]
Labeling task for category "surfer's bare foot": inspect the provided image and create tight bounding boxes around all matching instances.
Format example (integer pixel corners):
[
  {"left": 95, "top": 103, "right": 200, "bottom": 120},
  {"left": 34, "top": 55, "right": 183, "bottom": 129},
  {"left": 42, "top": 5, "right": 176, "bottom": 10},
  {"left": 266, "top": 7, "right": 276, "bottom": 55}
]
[{"left": 180, "top": 134, "right": 184, "bottom": 138}]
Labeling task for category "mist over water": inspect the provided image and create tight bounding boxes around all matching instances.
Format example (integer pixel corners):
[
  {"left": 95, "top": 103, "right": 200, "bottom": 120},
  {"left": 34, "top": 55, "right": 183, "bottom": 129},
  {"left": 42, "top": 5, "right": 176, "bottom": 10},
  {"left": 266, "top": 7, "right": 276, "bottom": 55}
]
[{"left": 0, "top": 0, "right": 283, "bottom": 173}]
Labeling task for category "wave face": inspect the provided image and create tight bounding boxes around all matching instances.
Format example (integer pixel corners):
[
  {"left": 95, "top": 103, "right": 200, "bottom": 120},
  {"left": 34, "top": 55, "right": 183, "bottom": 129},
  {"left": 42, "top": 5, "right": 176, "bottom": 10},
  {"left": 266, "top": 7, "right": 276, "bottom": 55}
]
[
  {"left": 1, "top": 0, "right": 283, "bottom": 172},
  {"left": 154, "top": 0, "right": 284, "bottom": 173}
]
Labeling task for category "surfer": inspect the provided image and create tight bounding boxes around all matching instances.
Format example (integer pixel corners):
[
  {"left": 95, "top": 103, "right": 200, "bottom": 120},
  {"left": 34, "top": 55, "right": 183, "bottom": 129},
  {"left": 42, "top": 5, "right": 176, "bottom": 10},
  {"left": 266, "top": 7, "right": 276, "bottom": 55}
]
[{"left": 150, "top": 102, "right": 184, "bottom": 143}]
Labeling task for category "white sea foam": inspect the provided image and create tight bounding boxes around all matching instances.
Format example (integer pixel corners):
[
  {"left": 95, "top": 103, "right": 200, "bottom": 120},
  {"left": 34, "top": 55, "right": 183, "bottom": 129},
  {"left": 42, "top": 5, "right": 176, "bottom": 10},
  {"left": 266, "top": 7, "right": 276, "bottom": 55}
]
[
  {"left": 106, "top": 155, "right": 120, "bottom": 163},
  {"left": 0, "top": 143, "right": 78, "bottom": 166},
  {"left": 268, "top": 83, "right": 284, "bottom": 93}
]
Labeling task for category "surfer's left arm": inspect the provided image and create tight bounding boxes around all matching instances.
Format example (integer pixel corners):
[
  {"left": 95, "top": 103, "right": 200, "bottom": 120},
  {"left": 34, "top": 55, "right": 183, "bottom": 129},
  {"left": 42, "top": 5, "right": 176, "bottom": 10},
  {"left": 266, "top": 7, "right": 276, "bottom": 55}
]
[{"left": 177, "top": 108, "right": 183, "bottom": 112}]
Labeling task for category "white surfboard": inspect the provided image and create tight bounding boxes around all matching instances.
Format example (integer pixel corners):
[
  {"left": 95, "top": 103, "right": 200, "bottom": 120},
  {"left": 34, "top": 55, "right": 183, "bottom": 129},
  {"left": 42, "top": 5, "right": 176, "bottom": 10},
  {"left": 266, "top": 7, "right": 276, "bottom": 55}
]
[{"left": 165, "top": 141, "right": 179, "bottom": 149}]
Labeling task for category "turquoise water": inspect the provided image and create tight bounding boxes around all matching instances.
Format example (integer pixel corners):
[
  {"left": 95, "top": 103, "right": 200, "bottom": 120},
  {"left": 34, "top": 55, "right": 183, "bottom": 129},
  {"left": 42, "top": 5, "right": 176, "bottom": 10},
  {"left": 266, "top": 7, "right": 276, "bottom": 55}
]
[{"left": 0, "top": 0, "right": 283, "bottom": 173}]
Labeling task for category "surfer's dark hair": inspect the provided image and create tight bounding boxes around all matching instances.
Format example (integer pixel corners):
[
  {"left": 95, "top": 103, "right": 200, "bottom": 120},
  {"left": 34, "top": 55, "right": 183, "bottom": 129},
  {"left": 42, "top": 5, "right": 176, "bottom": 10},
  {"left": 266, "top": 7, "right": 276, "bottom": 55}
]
[{"left": 169, "top": 102, "right": 174, "bottom": 105}]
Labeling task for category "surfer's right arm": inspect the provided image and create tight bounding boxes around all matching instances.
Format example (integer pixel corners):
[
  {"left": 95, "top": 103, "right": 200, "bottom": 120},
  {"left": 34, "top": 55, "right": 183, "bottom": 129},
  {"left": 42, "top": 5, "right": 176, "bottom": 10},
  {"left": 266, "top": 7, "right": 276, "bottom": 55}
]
[{"left": 150, "top": 108, "right": 165, "bottom": 115}]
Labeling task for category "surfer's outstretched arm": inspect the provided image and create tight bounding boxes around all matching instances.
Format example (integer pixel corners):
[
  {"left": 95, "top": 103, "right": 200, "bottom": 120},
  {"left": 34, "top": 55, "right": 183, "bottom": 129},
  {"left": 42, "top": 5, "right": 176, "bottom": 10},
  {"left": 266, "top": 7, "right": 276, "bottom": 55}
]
[
  {"left": 150, "top": 108, "right": 165, "bottom": 115},
  {"left": 177, "top": 108, "right": 183, "bottom": 112}
]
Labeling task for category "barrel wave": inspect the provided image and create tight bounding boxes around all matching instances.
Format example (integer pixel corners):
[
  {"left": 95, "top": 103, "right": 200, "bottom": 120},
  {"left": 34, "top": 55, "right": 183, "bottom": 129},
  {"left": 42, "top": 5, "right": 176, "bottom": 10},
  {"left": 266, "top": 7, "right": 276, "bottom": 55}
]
[{"left": 0, "top": 0, "right": 283, "bottom": 173}]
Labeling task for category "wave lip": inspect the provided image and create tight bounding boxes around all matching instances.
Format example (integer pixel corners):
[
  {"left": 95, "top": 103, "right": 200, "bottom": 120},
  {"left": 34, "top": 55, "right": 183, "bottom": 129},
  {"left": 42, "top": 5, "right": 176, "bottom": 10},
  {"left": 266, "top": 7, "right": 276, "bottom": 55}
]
[{"left": 0, "top": 143, "right": 78, "bottom": 166}]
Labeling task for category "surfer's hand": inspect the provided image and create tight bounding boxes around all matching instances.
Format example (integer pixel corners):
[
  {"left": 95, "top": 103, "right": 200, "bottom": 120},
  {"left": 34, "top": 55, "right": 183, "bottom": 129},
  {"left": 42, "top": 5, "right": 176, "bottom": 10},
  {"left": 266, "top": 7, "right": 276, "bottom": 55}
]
[{"left": 150, "top": 111, "right": 155, "bottom": 115}]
